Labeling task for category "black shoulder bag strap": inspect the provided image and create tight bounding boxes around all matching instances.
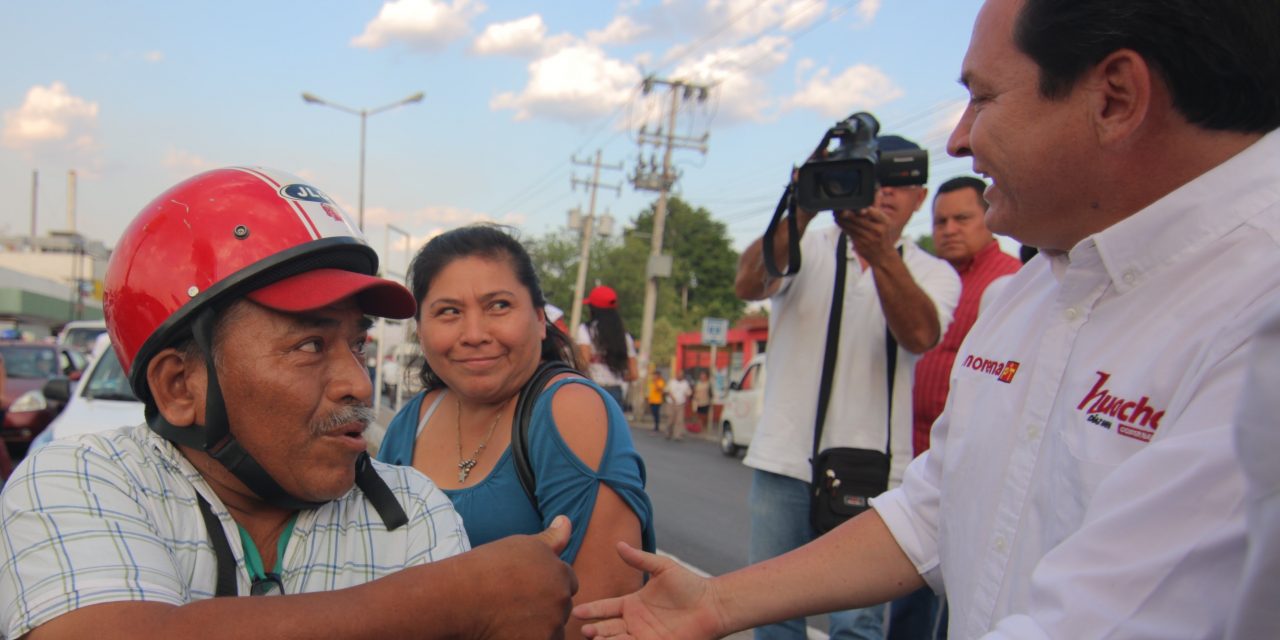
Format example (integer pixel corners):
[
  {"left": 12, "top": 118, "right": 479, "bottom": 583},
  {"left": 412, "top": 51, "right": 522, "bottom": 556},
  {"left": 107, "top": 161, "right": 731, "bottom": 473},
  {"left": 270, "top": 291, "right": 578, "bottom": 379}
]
[
  {"left": 811, "top": 240, "right": 903, "bottom": 463},
  {"left": 511, "top": 360, "right": 581, "bottom": 518},
  {"left": 196, "top": 451, "right": 407, "bottom": 598},
  {"left": 197, "top": 493, "right": 238, "bottom": 597},
  {"left": 811, "top": 233, "right": 849, "bottom": 463},
  {"left": 882, "top": 248, "right": 903, "bottom": 458}
]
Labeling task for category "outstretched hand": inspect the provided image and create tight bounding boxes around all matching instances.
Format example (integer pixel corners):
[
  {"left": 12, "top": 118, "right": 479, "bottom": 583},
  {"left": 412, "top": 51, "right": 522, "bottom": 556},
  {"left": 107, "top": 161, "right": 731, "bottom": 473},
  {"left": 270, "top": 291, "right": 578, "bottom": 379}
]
[{"left": 573, "top": 541, "right": 727, "bottom": 640}]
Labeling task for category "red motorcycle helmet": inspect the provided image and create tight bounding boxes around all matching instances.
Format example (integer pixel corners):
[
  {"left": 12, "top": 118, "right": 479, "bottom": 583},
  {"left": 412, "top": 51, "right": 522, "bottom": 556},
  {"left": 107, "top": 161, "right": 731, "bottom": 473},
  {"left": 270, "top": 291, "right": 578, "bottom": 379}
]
[
  {"left": 104, "top": 166, "right": 414, "bottom": 401},
  {"left": 103, "top": 167, "right": 416, "bottom": 516}
]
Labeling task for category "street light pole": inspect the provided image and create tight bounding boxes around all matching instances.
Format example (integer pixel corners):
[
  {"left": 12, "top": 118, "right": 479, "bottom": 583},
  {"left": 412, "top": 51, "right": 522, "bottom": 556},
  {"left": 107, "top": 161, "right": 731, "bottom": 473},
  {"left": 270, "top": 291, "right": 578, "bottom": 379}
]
[{"left": 301, "top": 91, "right": 425, "bottom": 231}]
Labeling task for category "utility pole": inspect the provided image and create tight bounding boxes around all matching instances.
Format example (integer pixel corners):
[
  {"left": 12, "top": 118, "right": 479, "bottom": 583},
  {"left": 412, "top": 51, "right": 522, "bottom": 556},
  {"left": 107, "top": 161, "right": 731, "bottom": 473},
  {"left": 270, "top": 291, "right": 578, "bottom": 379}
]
[
  {"left": 568, "top": 150, "right": 622, "bottom": 334},
  {"left": 29, "top": 170, "right": 38, "bottom": 243},
  {"left": 631, "top": 76, "right": 711, "bottom": 386}
]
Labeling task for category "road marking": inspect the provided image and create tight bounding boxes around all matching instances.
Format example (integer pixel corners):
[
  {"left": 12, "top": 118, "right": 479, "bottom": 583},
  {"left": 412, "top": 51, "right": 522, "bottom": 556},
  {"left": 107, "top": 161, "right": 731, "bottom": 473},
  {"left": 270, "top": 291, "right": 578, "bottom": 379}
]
[{"left": 658, "top": 549, "right": 830, "bottom": 640}]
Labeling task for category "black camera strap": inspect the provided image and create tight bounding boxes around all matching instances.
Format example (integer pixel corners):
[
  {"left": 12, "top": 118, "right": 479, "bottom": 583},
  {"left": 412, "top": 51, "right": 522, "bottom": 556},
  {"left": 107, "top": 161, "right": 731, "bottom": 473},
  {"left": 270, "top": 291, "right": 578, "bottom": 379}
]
[
  {"left": 811, "top": 236, "right": 900, "bottom": 464},
  {"left": 762, "top": 181, "right": 802, "bottom": 279}
]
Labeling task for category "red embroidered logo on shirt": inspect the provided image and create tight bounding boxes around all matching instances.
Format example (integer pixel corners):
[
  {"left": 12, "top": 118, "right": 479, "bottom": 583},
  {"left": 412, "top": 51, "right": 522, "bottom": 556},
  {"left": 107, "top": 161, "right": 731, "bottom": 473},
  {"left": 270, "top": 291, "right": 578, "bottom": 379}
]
[
  {"left": 1076, "top": 371, "right": 1165, "bottom": 442},
  {"left": 960, "top": 354, "right": 1021, "bottom": 384}
]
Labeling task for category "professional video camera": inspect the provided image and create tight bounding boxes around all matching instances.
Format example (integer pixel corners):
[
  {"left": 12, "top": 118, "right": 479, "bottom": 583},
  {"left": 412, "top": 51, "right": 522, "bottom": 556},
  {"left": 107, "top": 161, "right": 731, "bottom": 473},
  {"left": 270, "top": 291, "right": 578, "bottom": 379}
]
[
  {"left": 761, "top": 111, "right": 929, "bottom": 277},
  {"left": 795, "top": 112, "right": 929, "bottom": 211}
]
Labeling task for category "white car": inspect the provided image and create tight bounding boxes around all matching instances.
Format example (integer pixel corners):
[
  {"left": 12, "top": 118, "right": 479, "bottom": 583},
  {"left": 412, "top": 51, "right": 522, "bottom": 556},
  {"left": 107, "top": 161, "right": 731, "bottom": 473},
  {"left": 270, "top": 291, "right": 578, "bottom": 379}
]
[
  {"left": 719, "top": 354, "right": 766, "bottom": 457},
  {"left": 56, "top": 319, "right": 108, "bottom": 357},
  {"left": 43, "top": 334, "right": 145, "bottom": 442}
]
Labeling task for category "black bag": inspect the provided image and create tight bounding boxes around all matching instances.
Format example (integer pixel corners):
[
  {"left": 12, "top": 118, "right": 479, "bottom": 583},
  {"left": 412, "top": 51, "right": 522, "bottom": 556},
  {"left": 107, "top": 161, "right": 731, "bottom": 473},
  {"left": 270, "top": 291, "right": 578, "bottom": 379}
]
[
  {"left": 807, "top": 236, "right": 898, "bottom": 535},
  {"left": 810, "top": 447, "right": 890, "bottom": 533}
]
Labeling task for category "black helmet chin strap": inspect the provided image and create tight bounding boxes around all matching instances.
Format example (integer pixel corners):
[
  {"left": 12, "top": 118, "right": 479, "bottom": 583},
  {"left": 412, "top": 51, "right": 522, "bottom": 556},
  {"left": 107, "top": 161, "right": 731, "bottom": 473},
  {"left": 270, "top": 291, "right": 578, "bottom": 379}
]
[{"left": 148, "top": 307, "right": 407, "bottom": 529}]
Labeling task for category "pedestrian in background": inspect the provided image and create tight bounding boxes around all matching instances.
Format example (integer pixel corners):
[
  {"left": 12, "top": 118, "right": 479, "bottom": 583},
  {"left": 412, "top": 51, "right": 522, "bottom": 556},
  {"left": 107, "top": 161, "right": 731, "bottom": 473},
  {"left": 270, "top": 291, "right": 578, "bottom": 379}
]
[
  {"left": 665, "top": 373, "right": 692, "bottom": 441},
  {"left": 694, "top": 370, "right": 712, "bottom": 426},
  {"left": 646, "top": 369, "right": 665, "bottom": 431},
  {"left": 576, "top": 286, "right": 637, "bottom": 408}
]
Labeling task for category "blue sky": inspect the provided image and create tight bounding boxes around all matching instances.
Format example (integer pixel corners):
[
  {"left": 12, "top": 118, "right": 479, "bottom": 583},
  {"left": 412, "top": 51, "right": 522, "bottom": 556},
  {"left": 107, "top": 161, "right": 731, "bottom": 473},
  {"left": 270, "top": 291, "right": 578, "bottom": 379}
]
[{"left": 1, "top": 0, "right": 989, "bottom": 278}]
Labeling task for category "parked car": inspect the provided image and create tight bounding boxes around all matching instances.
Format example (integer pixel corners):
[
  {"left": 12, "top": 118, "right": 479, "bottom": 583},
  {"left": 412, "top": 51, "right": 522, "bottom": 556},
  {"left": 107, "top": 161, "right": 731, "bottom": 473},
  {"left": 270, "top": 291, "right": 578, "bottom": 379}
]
[
  {"left": 720, "top": 354, "right": 766, "bottom": 457},
  {"left": 42, "top": 333, "right": 144, "bottom": 444},
  {"left": 56, "top": 319, "right": 108, "bottom": 356},
  {"left": 1, "top": 340, "right": 88, "bottom": 459}
]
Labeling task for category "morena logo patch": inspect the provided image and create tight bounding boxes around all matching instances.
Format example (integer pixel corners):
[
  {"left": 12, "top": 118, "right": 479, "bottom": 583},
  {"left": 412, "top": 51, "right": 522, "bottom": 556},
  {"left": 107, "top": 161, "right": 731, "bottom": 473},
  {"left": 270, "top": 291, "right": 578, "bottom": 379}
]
[
  {"left": 278, "top": 183, "right": 334, "bottom": 204},
  {"left": 959, "top": 354, "right": 1021, "bottom": 384}
]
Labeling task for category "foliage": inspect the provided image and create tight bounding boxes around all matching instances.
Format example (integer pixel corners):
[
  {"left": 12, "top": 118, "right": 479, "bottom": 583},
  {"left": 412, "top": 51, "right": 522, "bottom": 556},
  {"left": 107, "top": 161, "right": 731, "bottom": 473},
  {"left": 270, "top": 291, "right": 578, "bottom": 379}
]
[
  {"left": 915, "top": 233, "right": 936, "bottom": 256},
  {"left": 524, "top": 195, "right": 743, "bottom": 367}
]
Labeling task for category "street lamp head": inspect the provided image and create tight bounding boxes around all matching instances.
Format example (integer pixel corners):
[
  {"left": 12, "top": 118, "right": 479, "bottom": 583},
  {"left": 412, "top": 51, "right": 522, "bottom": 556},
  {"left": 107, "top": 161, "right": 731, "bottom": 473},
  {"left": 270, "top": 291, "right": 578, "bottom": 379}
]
[
  {"left": 405, "top": 92, "right": 425, "bottom": 104},
  {"left": 301, "top": 92, "right": 323, "bottom": 105}
]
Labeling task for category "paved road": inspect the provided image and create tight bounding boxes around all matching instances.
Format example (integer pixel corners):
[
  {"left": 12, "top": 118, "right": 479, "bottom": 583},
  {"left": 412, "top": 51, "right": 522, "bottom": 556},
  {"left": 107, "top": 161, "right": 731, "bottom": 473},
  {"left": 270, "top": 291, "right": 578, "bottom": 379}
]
[{"left": 632, "top": 426, "right": 753, "bottom": 576}]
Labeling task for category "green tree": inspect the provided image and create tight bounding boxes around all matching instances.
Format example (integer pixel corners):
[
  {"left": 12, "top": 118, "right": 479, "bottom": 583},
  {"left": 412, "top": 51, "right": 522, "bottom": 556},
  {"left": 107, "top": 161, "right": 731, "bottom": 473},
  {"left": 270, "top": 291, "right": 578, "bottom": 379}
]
[
  {"left": 915, "top": 233, "right": 936, "bottom": 256},
  {"left": 524, "top": 197, "right": 742, "bottom": 368},
  {"left": 595, "top": 196, "right": 743, "bottom": 365}
]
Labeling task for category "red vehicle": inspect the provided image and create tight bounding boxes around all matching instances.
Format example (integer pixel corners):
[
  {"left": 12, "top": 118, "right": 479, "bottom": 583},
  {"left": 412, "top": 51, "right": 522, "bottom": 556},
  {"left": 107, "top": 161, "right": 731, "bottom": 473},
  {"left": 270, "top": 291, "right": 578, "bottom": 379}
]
[{"left": 1, "top": 341, "right": 87, "bottom": 463}]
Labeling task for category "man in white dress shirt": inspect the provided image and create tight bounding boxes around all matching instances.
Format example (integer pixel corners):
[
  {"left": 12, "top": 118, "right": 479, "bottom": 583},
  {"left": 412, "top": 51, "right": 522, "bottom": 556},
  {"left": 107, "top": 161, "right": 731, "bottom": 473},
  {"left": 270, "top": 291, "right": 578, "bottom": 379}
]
[{"left": 573, "top": 0, "right": 1280, "bottom": 638}]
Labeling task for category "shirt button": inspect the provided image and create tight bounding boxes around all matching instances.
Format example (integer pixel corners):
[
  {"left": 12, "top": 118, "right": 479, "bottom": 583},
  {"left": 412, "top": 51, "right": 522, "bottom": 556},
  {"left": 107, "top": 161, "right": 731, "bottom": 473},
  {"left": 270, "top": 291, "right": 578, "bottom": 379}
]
[
  {"left": 1027, "top": 425, "right": 1041, "bottom": 440},
  {"left": 1122, "top": 271, "right": 1137, "bottom": 285},
  {"left": 994, "top": 536, "right": 1007, "bottom": 552},
  {"left": 1064, "top": 307, "right": 1079, "bottom": 321}
]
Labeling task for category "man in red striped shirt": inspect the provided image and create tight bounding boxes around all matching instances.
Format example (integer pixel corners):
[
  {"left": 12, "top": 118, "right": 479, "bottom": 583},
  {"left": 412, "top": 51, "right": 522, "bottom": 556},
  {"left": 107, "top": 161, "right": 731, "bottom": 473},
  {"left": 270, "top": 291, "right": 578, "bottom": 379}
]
[{"left": 912, "top": 177, "right": 1022, "bottom": 457}]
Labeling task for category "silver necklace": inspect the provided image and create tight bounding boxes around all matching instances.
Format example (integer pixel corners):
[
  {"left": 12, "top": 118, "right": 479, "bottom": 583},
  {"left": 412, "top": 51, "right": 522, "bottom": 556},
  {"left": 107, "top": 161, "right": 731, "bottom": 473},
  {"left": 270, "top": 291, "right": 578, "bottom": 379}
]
[{"left": 455, "top": 396, "right": 511, "bottom": 482}]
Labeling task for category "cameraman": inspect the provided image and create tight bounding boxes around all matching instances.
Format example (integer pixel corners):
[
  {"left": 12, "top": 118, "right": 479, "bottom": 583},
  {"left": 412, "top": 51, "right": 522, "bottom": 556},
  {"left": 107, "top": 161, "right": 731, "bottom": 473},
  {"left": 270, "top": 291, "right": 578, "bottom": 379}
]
[{"left": 732, "top": 135, "right": 959, "bottom": 640}]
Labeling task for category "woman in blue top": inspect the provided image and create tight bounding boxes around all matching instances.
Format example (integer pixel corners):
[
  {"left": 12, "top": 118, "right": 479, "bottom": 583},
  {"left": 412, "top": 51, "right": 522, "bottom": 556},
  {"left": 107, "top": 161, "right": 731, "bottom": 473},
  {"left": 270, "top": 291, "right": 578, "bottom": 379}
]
[{"left": 377, "top": 225, "right": 655, "bottom": 638}]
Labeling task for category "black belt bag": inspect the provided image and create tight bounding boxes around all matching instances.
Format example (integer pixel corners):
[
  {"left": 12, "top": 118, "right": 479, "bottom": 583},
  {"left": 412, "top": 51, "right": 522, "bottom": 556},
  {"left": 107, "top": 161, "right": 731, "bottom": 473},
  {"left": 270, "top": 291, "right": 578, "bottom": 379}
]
[{"left": 807, "top": 236, "right": 899, "bottom": 535}]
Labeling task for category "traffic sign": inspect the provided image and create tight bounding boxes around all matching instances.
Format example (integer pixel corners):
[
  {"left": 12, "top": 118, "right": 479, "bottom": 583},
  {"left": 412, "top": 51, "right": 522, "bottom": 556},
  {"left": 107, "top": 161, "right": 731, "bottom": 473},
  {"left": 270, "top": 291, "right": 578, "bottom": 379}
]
[{"left": 701, "top": 317, "right": 729, "bottom": 347}]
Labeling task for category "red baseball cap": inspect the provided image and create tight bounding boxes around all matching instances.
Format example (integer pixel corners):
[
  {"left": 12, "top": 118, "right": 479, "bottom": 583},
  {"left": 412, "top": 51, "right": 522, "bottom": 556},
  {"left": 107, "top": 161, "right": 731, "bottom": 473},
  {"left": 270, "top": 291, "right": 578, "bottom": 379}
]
[
  {"left": 247, "top": 268, "right": 416, "bottom": 319},
  {"left": 584, "top": 285, "right": 619, "bottom": 309}
]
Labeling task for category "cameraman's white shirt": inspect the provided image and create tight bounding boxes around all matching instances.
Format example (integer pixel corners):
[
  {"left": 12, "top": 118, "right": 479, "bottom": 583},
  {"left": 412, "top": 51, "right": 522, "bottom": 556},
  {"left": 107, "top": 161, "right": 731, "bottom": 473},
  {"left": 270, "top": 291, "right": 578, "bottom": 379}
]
[
  {"left": 872, "top": 129, "right": 1280, "bottom": 639},
  {"left": 744, "top": 224, "right": 959, "bottom": 486}
]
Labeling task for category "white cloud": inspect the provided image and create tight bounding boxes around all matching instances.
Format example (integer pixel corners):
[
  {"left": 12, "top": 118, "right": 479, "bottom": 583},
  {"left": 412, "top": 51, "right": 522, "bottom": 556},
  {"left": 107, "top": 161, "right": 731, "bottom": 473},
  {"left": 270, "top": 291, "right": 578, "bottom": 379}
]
[
  {"left": 473, "top": 14, "right": 547, "bottom": 56},
  {"left": 854, "top": 0, "right": 881, "bottom": 25},
  {"left": 351, "top": 0, "right": 485, "bottom": 52},
  {"left": 1, "top": 82, "right": 99, "bottom": 152},
  {"left": 784, "top": 63, "right": 903, "bottom": 118},
  {"left": 143, "top": 50, "right": 164, "bottom": 63},
  {"left": 472, "top": 14, "right": 574, "bottom": 57},
  {"left": 697, "top": 0, "right": 825, "bottom": 38},
  {"left": 491, "top": 44, "right": 642, "bottom": 122},
  {"left": 669, "top": 36, "right": 791, "bottom": 123},
  {"left": 587, "top": 15, "right": 648, "bottom": 45}
]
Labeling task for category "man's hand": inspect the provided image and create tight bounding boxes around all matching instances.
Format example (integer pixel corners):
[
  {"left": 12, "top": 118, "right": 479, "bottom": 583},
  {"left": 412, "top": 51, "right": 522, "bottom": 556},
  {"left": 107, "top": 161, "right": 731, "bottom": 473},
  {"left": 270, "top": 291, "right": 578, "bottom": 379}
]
[
  {"left": 466, "top": 516, "right": 579, "bottom": 639},
  {"left": 836, "top": 206, "right": 896, "bottom": 268},
  {"left": 574, "top": 542, "right": 725, "bottom": 640}
]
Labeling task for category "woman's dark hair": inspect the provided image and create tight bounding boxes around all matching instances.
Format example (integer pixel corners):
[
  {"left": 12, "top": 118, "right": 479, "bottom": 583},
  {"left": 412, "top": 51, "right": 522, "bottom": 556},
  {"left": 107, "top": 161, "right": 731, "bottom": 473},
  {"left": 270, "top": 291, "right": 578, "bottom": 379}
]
[
  {"left": 586, "top": 304, "right": 630, "bottom": 378},
  {"left": 1014, "top": 0, "right": 1279, "bottom": 133},
  {"left": 407, "top": 224, "right": 580, "bottom": 392}
]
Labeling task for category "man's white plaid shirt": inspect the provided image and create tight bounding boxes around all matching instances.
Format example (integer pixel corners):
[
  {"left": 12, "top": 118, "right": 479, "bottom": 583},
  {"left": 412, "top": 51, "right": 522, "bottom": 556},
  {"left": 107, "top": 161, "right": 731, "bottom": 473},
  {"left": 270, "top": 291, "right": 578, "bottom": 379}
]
[{"left": 0, "top": 425, "right": 469, "bottom": 638}]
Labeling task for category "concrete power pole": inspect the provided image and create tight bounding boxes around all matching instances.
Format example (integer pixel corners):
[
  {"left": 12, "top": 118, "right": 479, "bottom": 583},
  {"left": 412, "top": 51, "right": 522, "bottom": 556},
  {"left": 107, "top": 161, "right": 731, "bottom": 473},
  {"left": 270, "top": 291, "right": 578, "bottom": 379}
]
[
  {"left": 30, "top": 170, "right": 38, "bottom": 242},
  {"left": 631, "top": 77, "right": 710, "bottom": 385},
  {"left": 568, "top": 150, "right": 622, "bottom": 334},
  {"left": 67, "top": 170, "right": 77, "bottom": 233}
]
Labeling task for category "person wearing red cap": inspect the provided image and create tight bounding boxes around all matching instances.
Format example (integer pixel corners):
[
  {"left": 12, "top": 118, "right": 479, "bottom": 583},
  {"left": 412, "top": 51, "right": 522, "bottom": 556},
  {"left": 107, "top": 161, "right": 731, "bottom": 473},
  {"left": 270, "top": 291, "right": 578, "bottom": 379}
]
[
  {"left": 576, "top": 285, "right": 638, "bottom": 409},
  {"left": 0, "top": 168, "right": 576, "bottom": 639}
]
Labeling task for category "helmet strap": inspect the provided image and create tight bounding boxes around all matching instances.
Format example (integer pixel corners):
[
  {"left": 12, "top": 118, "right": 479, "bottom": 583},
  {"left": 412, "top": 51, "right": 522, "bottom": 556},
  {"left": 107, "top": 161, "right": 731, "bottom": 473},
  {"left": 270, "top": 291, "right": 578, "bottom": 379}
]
[
  {"left": 188, "top": 308, "right": 323, "bottom": 511},
  {"left": 147, "top": 308, "right": 408, "bottom": 526}
]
